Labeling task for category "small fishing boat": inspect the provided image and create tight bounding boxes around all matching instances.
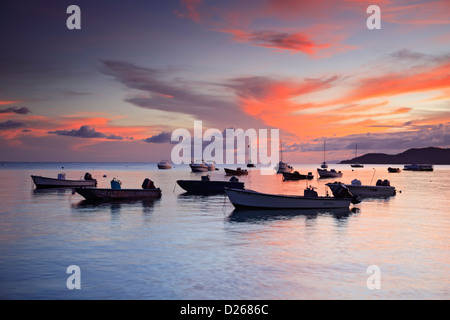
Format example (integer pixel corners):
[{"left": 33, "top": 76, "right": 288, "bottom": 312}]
[
  {"left": 74, "top": 178, "right": 161, "bottom": 201},
  {"left": 31, "top": 172, "right": 97, "bottom": 189},
  {"left": 388, "top": 167, "right": 401, "bottom": 173},
  {"left": 317, "top": 168, "right": 343, "bottom": 178},
  {"left": 190, "top": 160, "right": 209, "bottom": 172},
  {"left": 282, "top": 171, "right": 314, "bottom": 181},
  {"left": 326, "top": 179, "right": 396, "bottom": 198},
  {"left": 157, "top": 160, "right": 172, "bottom": 169},
  {"left": 403, "top": 164, "right": 433, "bottom": 171},
  {"left": 177, "top": 175, "right": 244, "bottom": 194},
  {"left": 225, "top": 186, "right": 357, "bottom": 210},
  {"left": 224, "top": 167, "right": 248, "bottom": 176},
  {"left": 321, "top": 138, "right": 328, "bottom": 168}
]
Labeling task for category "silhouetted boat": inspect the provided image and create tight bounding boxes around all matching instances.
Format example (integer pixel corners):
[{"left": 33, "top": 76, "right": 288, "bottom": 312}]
[
  {"left": 282, "top": 171, "right": 314, "bottom": 181},
  {"left": 75, "top": 178, "right": 161, "bottom": 201},
  {"left": 31, "top": 173, "right": 97, "bottom": 189},
  {"left": 403, "top": 164, "right": 433, "bottom": 171},
  {"left": 388, "top": 167, "right": 401, "bottom": 173},
  {"left": 350, "top": 144, "right": 364, "bottom": 168},
  {"left": 177, "top": 175, "right": 244, "bottom": 194},
  {"left": 225, "top": 186, "right": 357, "bottom": 210},
  {"left": 326, "top": 179, "right": 396, "bottom": 198},
  {"left": 317, "top": 168, "right": 343, "bottom": 178},
  {"left": 224, "top": 167, "right": 248, "bottom": 175}
]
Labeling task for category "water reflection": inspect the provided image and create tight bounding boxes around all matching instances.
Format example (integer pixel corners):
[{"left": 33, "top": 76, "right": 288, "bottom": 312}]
[
  {"left": 71, "top": 198, "right": 159, "bottom": 216},
  {"left": 227, "top": 207, "right": 357, "bottom": 223},
  {"left": 32, "top": 188, "right": 69, "bottom": 197}
]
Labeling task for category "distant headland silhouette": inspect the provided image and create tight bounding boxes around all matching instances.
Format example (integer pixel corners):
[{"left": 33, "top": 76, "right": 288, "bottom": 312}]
[{"left": 339, "top": 147, "right": 450, "bottom": 164}]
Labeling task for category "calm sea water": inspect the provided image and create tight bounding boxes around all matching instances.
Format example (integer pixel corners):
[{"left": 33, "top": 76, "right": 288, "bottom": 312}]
[{"left": 0, "top": 162, "right": 448, "bottom": 300}]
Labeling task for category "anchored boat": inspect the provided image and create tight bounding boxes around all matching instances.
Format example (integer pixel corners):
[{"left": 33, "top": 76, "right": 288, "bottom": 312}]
[
  {"left": 74, "top": 178, "right": 161, "bottom": 201},
  {"left": 177, "top": 175, "right": 244, "bottom": 194},
  {"left": 326, "top": 179, "right": 396, "bottom": 199},
  {"left": 31, "top": 172, "right": 97, "bottom": 189},
  {"left": 225, "top": 186, "right": 358, "bottom": 210}
]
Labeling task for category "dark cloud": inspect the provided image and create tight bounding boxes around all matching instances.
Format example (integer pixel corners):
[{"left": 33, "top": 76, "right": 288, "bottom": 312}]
[
  {"left": 99, "top": 60, "right": 268, "bottom": 129},
  {"left": 48, "top": 125, "right": 124, "bottom": 140},
  {"left": 144, "top": 131, "right": 172, "bottom": 143},
  {"left": 284, "top": 123, "right": 450, "bottom": 154},
  {"left": 0, "top": 106, "right": 31, "bottom": 114},
  {"left": 0, "top": 120, "right": 24, "bottom": 129}
]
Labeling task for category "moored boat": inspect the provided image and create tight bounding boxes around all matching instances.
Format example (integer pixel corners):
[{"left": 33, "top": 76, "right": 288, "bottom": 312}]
[
  {"left": 31, "top": 172, "right": 97, "bottom": 189},
  {"left": 224, "top": 167, "right": 248, "bottom": 176},
  {"left": 326, "top": 179, "right": 396, "bottom": 198},
  {"left": 317, "top": 168, "right": 343, "bottom": 178},
  {"left": 75, "top": 178, "right": 161, "bottom": 201},
  {"left": 403, "top": 164, "right": 433, "bottom": 171},
  {"left": 224, "top": 186, "right": 357, "bottom": 210},
  {"left": 190, "top": 160, "right": 209, "bottom": 172},
  {"left": 388, "top": 167, "right": 401, "bottom": 173},
  {"left": 276, "top": 161, "right": 294, "bottom": 173},
  {"left": 177, "top": 175, "right": 244, "bottom": 194},
  {"left": 282, "top": 171, "right": 314, "bottom": 181},
  {"left": 157, "top": 160, "right": 172, "bottom": 169}
]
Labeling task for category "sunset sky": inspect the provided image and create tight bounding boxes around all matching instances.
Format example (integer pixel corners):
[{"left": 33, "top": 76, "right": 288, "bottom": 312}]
[{"left": 0, "top": 0, "right": 449, "bottom": 163}]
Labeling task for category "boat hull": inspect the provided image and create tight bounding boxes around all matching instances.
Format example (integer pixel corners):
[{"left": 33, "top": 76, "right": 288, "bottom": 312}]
[
  {"left": 326, "top": 183, "right": 396, "bottom": 198},
  {"left": 224, "top": 188, "right": 351, "bottom": 209},
  {"left": 177, "top": 180, "right": 244, "bottom": 194},
  {"left": 403, "top": 164, "right": 433, "bottom": 171},
  {"left": 317, "top": 168, "right": 343, "bottom": 178},
  {"left": 282, "top": 172, "right": 313, "bottom": 180},
  {"left": 224, "top": 168, "right": 248, "bottom": 176},
  {"left": 75, "top": 187, "right": 161, "bottom": 201},
  {"left": 31, "top": 175, "right": 97, "bottom": 189},
  {"left": 190, "top": 164, "right": 208, "bottom": 172}
]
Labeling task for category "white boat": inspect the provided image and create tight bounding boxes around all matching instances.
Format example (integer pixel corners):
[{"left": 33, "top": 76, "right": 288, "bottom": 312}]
[
  {"left": 403, "top": 164, "right": 433, "bottom": 171},
  {"left": 317, "top": 168, "right": 343, "bottom": 178},
  {"left": 157, "top": 160, "right": 172, "bottom": 169},
  {"left": 31, "top": 173, "right": 97, "bottom": 189},
  {"left": 190, "top": 160, "right": 209, "bottom": 172},
  {"left": 326, "top": 179, "right": 396, "bottom": 198},
  {"left": 224, "top": 187, "right": 354, "bottom": 209}
]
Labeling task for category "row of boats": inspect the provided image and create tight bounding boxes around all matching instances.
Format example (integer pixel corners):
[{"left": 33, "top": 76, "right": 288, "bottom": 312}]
[{"left": 30, "top": 165, "right": 402, "bottom": 210}]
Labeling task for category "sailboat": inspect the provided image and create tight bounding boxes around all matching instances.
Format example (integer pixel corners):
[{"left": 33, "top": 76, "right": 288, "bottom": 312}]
[
  {"left": 317, "top": 138, "right": 343, "bottom": 178},
  {"left": 247, "top": 144, "right": 256, "bottom": 168},
  {"left": 321, "top": 138, "right": 328, "bottom": 168},
  {"left": 350, "top": 144, "right": 364, "bottom": 168},
  {"left": 276, "top": 139, "right": 293, "bottom": 173}
]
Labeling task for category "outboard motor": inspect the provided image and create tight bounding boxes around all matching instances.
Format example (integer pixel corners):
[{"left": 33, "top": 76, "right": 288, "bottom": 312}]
[
  {"left": 142, "top": 178, "right": 155, "bottom": 189},
  {"left": 304, "top": 186, "right": 318, "bottom": 197},
  {"left": 376, "top": 179, "right": 383, "bottom": 186},
  {"left": 84, "top": 172, "right": 93, "bottom": 180},
  {"left": 333, "top": 184, "right": 361, "bottom": 204},
  {"left": 382, "top": 179, "right": 390, "bottom": 186}
]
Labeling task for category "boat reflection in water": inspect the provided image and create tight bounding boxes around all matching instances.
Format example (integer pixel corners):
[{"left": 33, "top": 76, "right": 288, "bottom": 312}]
[{"left": 227, "top": 207, "right": 358, "bottom": 223}]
